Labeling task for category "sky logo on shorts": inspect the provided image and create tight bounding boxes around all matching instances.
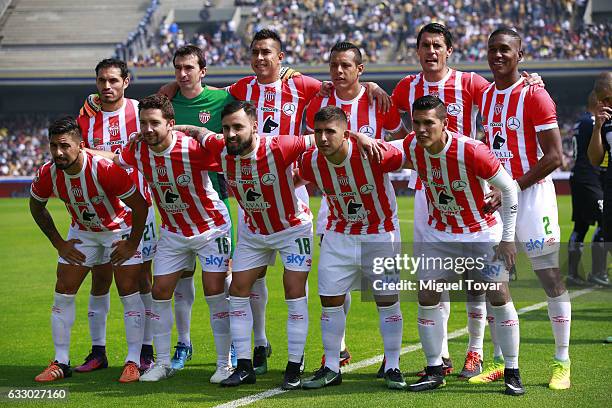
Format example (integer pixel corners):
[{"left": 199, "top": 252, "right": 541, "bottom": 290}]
[
  {"left": 205, "top": 255, "right": 225, "bottom": 268},
  {"left": 526, "top": 238, "right": 545, "bottom": 251},
  {"left": 286, "top": 253, "right": 306, "bottom": 266},
  {"left": 482, "top": 263, "right": 503, "bottom": 279}
]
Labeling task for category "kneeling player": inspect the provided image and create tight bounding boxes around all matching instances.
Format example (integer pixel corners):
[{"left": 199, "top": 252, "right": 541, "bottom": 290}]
[{"left": 30, "top": 117, "right": 148, "bottom": 383}]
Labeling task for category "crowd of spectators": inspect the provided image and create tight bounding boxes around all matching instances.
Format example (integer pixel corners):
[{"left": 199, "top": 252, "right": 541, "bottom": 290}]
[
  {"left": 0, "top": 115, "right": 50, "bottom": 177},
  {"left": 127, "top": 0, "right": 610, "bottom": 67}
]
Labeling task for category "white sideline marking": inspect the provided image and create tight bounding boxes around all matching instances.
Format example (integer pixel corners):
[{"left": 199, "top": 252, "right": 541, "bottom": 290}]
[{"left": 214, "top": 288, "right": 593, "bottom": 408}]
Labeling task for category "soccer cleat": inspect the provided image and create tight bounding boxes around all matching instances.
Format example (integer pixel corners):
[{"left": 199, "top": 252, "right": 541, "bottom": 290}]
[
  {"left": 320, "top": 348, "right": 352, "bottom": 369},
  {"left": 384, "top": 368, "right": 407, "bottom": 390},
  {"left": 74, "top": 350, "right": 108, "bottom": 373},
  {"left": 408, "top": 366, "right": 446, "bottom": 392},
  {"left": 139, "top": 364, "right": 175, "bottom": 382},
  {"left": 302, "top": 366, "right": 342, "bottom": 389},
  {"left": 170, "top": 342, "right": 192, "bottom": 370},
  {"left": 416, "top": 357, "right": 453, "bottom": 377},
  {"left": 458, "top": 351, "right": 483, "bottom": 379},
  {"left": 281, "top": 361, "right": 303, "bottom": 390},
  {"left": 253, "top": 342, "right": 272, "bottom": 375},
  {"left": 549, "top": 359, "right": 571, "bottom": 390},
  {"left": 35, "top": 361, "right": 72, "bottom": 382},
  {"left": 210, "top": 365, "right": 234, "bottom": 384},
  {"left": 504, "top": 368, "right": 525, "bottom": 396},
  {"left": 566, "top": 274, "right": 589, "bottom": 287},
  {"left": 469, "top": 356, "right": 505, "bottom": 384},
  {"left": 588, "top": 274, "right": 611, "bottom": 287},
  {"left": 230, "top": 343, "right": 237, "bottom": 368},
  {"left": 220, "top": 359, "right": 256, "bottom": 387},
  {"left": 119, "top": 361, "right": 140, "bottom": 383},
  {"left": 376, "top": 357, "right": 386, "bottom": 378}
]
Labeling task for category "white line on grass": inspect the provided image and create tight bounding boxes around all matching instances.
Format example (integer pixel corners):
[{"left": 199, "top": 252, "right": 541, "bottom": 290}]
[{"left": 214, "top": 288, "right": 593, "bottom": 408}]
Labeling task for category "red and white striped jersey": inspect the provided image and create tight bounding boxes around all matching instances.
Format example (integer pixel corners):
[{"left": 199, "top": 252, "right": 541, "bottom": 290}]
[
  {"left": 119, "top": 131, "right": 228, "bottom": 237},
  {"left": 402, "top": 131, "right": 501, "bottom": 234},
  {"left": 479, "top": 79, "right": 558, "bottom": 180},
  {"left": 227, "top": 74, "right": 321, "bottom": 136},
  {"left": 77, "top": 98, "right": 152, "bottom": 206},
  {"left": 298, "top": 139, "right": 404, "bottom": 234},
  {"left": 305, "top": 85, "right": 403, "bottom": 139},
  {"left": 203, "top": 134, "right": 313, "bottom": 235},
  {"left": 392, "top": 69, "right": 489, "bottom": 138},
  {"left": 30, "top": 151, "right": 136, "bottom": 232}
]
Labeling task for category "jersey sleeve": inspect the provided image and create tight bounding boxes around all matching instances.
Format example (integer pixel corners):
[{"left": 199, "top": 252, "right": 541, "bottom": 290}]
[
  {"left": 470, "top": 73, "right": 491, "bottom": 104},
  {"left": 379, "top": 141, "right": 405, "bottom": 172},
  {"left": 299, "top": 75, "right": 322, "bottom": 103},
  {"left": 226, "top": 77, "right": 251, "bottom": 100},
  {"left": 391, "top": 76, "right": 413, "bottom": 112},
  {"left": 188, "top": 136, "right": 222, "bottom": 172},
  {"left": 297, "top": 150, "right": 315, "bottom": 182},
  {"left": 474, "top": 143, "right": 502, "bottom": 180},
  {"left": 277, "top": 135, "right": 313, "bottom": 165},
  {"left": 304, "top": 97, "right": 321, "bottom": 132},
  {"left": 30, "top": 164, "right": 53, "bottom": 202},
  {"left": 99, "top": 160, "right": 136, "bottom": 200},
  {"left": 382, "top": 104, "right": 403, "bottom": 133},
  {"left": 76, "top": 114, "right": 91, "bottom": 148},
  {"left": 118, "top": 143, "right": 137, "bottom": 169},
  {"left": 529, "top": 88, "right": 558, "bottom": 132},
  {"left": 401, "top": 133, "right": 416, "bottom": 168}
]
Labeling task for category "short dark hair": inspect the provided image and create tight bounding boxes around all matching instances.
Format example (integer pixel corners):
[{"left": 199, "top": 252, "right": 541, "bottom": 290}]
[
  {"left": 95, "top": 58, "right": 129, "bottom": 79},
  {"left": 49, "top": 116, "right": 82, "bottom": 141},
  {"left": 412, "top": 95, "right": 447, "bottom": 120},
  {"left": 221, "top": 100, "right": 257, "bottom": 121},
  {"left": 489, "top": 27, "right": 522, "bottom": 48},
  {"left": 314, "top": 105, "right": 348, "bottom": 124},
  {"left": 139, "top": 94, "right": 175, "bottom": 120},
  {"left": 330, "top": 41, "right": 363, "bottom": 65},
  {"left": 173, "top": 44, "right": 207, "bottom": 69},
  {"left": 250, "top": 29, "right": 282, "bottom": 50},
  {"left": 417, "top": 23, "right": 453, "bottom": 49}
]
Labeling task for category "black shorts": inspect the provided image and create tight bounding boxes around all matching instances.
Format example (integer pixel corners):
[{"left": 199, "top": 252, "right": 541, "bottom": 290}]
[{"left": 570, "top": 177, "right": 603, "bottom": 225}]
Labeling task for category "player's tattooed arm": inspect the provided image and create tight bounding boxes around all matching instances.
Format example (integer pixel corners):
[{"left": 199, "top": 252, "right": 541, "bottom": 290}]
[
  {"left": 158, "top": 81, "right": 180, "bottom": 99},
  {"left": 588, "top": 104, "right": 612, "bottom": 166},
  {"left": 174, "top": 124, "right": 215, "bottom": 145},
  {"left": 29, "top": 197, "right": 86, "bottom": 265}
]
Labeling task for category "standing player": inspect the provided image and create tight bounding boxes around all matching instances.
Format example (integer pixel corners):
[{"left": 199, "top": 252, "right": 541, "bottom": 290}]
[
  {"left": 30, "top": 117, "right": 147, "bottom": 383},
  {"left": 567, "top": 91, "right": 606, "bottom": 286},
  {"left": 479, "top": 28, "right": 568, "bottom": 390},
  {"left": 298, "top": 106, "right": 406, "bottom": 391},
  {"left": 76, "top": 58, "right": 157, "bottom": 373},
  {"left": 304, "top": 41, "right": 407, "bottom": 368},
  {"left": 396, "top": 96, "right": 522, "bottom": 395}
]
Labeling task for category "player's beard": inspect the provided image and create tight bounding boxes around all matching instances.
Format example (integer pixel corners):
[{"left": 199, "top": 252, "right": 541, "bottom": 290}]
[
  {"left": 54, "top": 151, "right": 81, "bottom": 170},
  {"left": 227, "top": 132, "right": 254, "bottom": 156}
]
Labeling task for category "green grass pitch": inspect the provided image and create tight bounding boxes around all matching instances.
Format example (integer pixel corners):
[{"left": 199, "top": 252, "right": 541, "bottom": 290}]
[{"left": 0, "top": 195, "right": 610, "bottom": 407}]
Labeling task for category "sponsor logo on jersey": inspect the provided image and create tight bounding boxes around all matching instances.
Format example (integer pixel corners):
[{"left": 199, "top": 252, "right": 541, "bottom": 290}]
[
  {"left": 360, "top": 184, "right": 375, "bottom": 194},
  {"left": 447, "top": 103, "right": 462, "bottom": 116},
  {"left": 282, "top": 102, "right": 296, "bottom": 116},
  {"left": 90, "top": 195, "right": 104, "bottom": 205},
  {"left": 346, "top": 199, "right": 368, "bottom": 221},
  {"left": 506, "top": 116, "right": 521, "bottom": 131},
  {"left": 451, "top": 180, "right": 467, "bottom": 191},
  {"left": 261, "top": 173, "right": 277, "bottom": 185},
  {"left": 359, "top": 125, "right": 375, "bottom": 138},
  {"left": 176, "top": 174, "right": 191, "bottom": 187}
]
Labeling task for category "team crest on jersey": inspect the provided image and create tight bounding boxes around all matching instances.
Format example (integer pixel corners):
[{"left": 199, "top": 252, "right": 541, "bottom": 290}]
[
  {"left": 90, "top": 195, "right": 104, "bottom": 205},
  {"left": 451, "top": 180, "right": 467, "bottom": 191},
  {"left": 241, "top": 165, "right": 252, "bottom": 175},
  {"left": 429, "top": 91, "right": 439, "bottom": 98},
  {"left": 282, "top": 102, "right": 296, "bottom": 116},
  {"left": 261, "top": 173, "right": 277, "bottom": 185},
  {"left": 506, "top": 116, "right": 521, "bottom": 131},
  {"left": 176, "top": 173, "right": 191, "bottom": 187},
  {"left": 360, "top": 184, "right": 375, "bottom": 194},
  {"left": 264, "top": 91, "right": 276, "bottom": 102},
  {"left": 447, "top": 103, "right": 462, "bottom": 116},
  {"left": 431, "top": 167, "right": 442, "bottom": 179},
  {"left": 71, "top": 187, "right": 83, "bottom": 197},
  {"left": 199, "top": 110, "right": 211, "bottom": 124},
  {"left": 338, "top": 176, "right": 350, "bottom": 186},
  {"left": 156, "top": 166, "right": 167, "bottom": 178},
  {"left": 359, "top": 125, "right": 375, "bottom": 138},
  {"left": 494, "top": 103, "right": 504, "bottom": 115},
  {"left": 108, "top": 123, "right": 120, "bottom": 137}
]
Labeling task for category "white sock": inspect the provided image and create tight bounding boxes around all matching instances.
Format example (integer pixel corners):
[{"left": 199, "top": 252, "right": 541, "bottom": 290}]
[
  {"left": 286, "top": 296, "right": 308, "bottom": 363},
  {"left": 88, "top": 293, "right": 110, "bottom": 346},
  {"left": 440, "top": 291, "right": 450, "bottom": 359},
  {"left": 52, "top": 292, "right": 76, "bottom": 365},
  {"left": 466, "top": 294, "right": 486, "bottom": 358},
  {"left": 487, "top": 301, "right": 503, "bottom": 359},
  {"left": 417, "top": 304, "right": 444, "bottom": 367},
  {"left": 120, "top": 292, "right": 145, "bottom": 365},
  {"left": 321, "top": 306, "right": 345, "bottom": 373},
  {"left": 341, "top": 292, "right": 351, "bottom": 350},
  {"left": 174, "top": 277, "right": 195, "bottom": 346},
  {"left": 151, "top": 299, "right": 173, "bottom": 366},
  {"left": 490, "top": 302, "right": 520, "bottom": 369},
  {"left": 140, "top": 293, "right": 153, "bottom": 345},
  {"left": 547, "top": 291, "right": 571, "bottom": 361},
  {"left": 229, "top": 296, "right": 253, "bottom": 360},
  {"left": 250, "top": 277, "right": 268, "bottom": 347},
  {"left": 378, "top": 302, "right": 403, "bottom": 371},
  {"left": 206, "top": 293, "right": 232, "bottom": 368}
]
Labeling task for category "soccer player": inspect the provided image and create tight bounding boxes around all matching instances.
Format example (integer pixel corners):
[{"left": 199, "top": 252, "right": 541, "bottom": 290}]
[
  {"left": 587, "top": 71, "right": 612, "bottom": 286},
  {"left": 568, "top": 91, "right": 606, "bottom": 286},
  {"left": 75, "top": 58, "right": 157, "bottom": 373},
  {"left": 304, "top": 41, "right": 407, "bottom": 368},
  {"left": 395, "top": 96, "right": 521, "bottom": 395},
  {"left": 298, "top": 106, "right": 406, "bottom": 391},
  {"left": 30, "top": 117, "right": 147, "bottom": 383},
  {"left": 479, "top": 28, "right": 568, "bottom": 390},
  {"left": 92, "top": 94, "right": 233, "bottom": 383}
]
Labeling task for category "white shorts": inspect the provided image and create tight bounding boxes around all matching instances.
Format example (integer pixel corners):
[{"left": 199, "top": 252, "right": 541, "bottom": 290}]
[
  {"left": 413, "top": 188, "right": 428, "bottom": 243},
  {"left": 141, "top": 205, "right": 158, "bottom": 262},
  {"left": 58, "top": 227, "right": 143, "bottom": 267},
  {"left": 417, "top": 223, "right": 507, "bottom": 283},
  {"left": 318, "top": 229, "right": 402, "bottom": 296},
  {"left": 153, "top": 226, "right": 231, "bottom": 276},
  {"left": 515, "top": 179, "right": 560, "bottom": 258},
  {"left": 232, "top": 221, "right": 313, "bottom": 273},
  {"left": 316, "top": 197, "right": 329, "bottom": 237}
]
